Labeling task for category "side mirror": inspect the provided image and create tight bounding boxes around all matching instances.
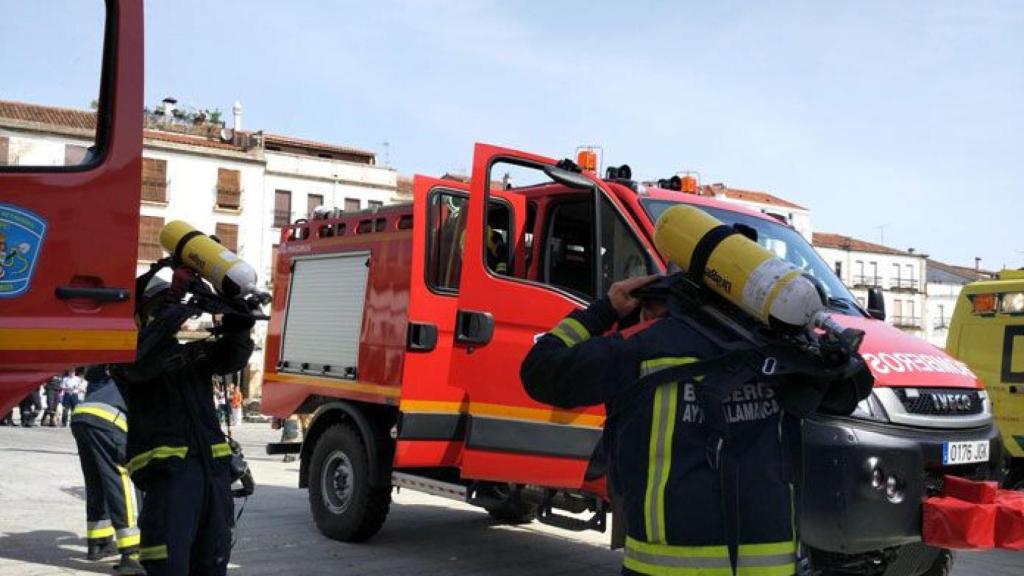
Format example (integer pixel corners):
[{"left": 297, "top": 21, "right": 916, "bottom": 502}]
[{"left": 867, "top": 287, "right": 886, "bottom": 321}]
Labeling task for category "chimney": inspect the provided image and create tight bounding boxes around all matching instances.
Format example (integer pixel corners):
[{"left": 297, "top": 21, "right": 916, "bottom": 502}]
[
  {"left": 233, "top": 101, "right": 243, "bottom": 132},
  {"left": 975, "top": 257, "right": 982, "bottom": 271},
  {"left": 907, "top": 248, "right": 915, "bottom": 254},
  {"left": 161, "top": 96, "right": 177, "bottom": 119}
]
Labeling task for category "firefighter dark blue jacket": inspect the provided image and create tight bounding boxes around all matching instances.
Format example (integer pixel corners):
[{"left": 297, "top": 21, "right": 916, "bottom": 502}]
[
  {"left": 112, "top": 307, "right": 253, "bottom": 489},
  {"left": 521, "top": 298, "right": 798, "bottom": 576}
]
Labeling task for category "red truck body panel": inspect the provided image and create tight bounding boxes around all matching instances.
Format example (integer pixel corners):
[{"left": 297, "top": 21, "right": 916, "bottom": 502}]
[{"left": 0, "top": 0, "right": 144, "bottom": 415}]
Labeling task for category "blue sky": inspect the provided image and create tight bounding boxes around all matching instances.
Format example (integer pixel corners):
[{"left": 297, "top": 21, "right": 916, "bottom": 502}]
[{"left": 4, "top": 1, "right": 1022, "bottom": 269}]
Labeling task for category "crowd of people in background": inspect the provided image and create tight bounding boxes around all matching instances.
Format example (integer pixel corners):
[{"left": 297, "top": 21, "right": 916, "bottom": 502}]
[
  {"left": 2, "top": 369, "right": 247, "bottom": 429},
  {"left": 1, "top": 369, "right": 89, "bottom": 427}
]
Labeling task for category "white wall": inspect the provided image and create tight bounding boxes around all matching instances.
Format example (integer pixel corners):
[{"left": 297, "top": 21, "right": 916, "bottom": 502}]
[
  {"left": 816, "top": 245, "right": 928, "bottom": 338},
  {"left": 927, "top": 281, "right": 965, "bottom": 348}
]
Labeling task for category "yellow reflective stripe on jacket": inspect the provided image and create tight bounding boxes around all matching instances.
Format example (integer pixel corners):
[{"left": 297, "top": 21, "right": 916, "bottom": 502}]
[
  {"left": 736, "top": 540, "right": 797, "bottom": 575},
  {"left": 72, "top": 402, "right": 128, "bottom": 432},
  {"left": 139, "top": 544, "right": 168, "bottom": 561},
  {"left": 211, "top": 442, "right": 232, "bottom": 458},
  {"left": 549, "top": 317, "right": 590, "bottom": 348},
  {"left": 639, "top": 356, "right": 702, "bottom": 380},
  {"left": 643, "top": 381, "right": 679, "bottom": 543},
  {"left": 127, "top": 446, "right": 189, "bottom": 475},
  {"left": 625, "top": 536, "right": 732, "bottom": 575}
]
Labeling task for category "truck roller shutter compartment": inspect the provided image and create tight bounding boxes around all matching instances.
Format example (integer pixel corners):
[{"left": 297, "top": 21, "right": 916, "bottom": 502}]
[{"left": 280, "top": 252, "right": 370, "bottom": 377}]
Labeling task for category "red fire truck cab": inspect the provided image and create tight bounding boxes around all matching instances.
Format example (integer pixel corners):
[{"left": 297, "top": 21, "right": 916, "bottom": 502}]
[{"left": 262, "top": 146, "right": 1000, "bottom": 573}]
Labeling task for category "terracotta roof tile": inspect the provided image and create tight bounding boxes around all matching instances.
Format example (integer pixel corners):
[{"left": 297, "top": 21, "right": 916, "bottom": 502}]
[
  {"left": 812, "top": 232, "right": 921, "bottom": 257},
  {"left": 699, "top": 184, "right": 807, "bottom": 210},
  {"left": 927, "top": 259, "right": 997, "bottom": 280},
  {"left": 263, "top": 133, "right": 374, "bottom": 159},
  {"left": 0, "top": 99, "right": 97, "bottom": 131}
]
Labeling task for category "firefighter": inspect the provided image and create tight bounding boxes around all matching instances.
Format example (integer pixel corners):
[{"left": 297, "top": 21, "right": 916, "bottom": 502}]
[
  {"left": 111, "top": 275, "right": 254, "bottom": 576},
  {"left": 70, "top": 364, "right": 144, "bottom": 575},
  {"left": 521, "top": 275, "right": 861, "bottom": 576}
]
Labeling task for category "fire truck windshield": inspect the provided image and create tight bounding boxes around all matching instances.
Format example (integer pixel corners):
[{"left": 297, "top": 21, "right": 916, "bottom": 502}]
[{"left": 642, "top": 198, "right": 860, "bottom": 311}]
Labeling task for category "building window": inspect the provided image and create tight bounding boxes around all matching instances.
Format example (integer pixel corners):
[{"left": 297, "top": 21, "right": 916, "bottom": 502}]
[
  {"left": 215, "top": 223, "right": 239, "bottom": 252},
  {"left": 0, "top": 136, "right": 8, "bottom": 165},
  {"left": 834, "top": 261, "right": 842, "bottom": 279},
  {"left": 141, "top": 157, "right": 168, "bottom": 203},
  {"left": 869, "top": 262, "right": 878, "bottom": 286},
  {"left": 307, "top": 194, "right": 324, "bottom": 217},
  {"left": 274, "top": 190, "right": 291, "bottom": 228},
  {"left": 216, "top": 168, "right": 242, "bottom": 210},
  {"left": 64, "top": 144, "right": 88, "bottom": 165},
  {"left": 368, "top": 200, "right": 383, "bottom": 211},
  {"left": 937, "top": 304, "right": 946, "bottom": 328},
  {"left": 344, "top": 198, "right": 360, "bottom": 212},
  {"left": 138, "top": 215, "right": 165, "bottom": 262}
]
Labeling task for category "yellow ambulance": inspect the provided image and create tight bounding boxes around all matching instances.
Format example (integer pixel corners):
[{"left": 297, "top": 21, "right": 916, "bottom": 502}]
[{"left": 947, "top": 269, "right": 1024, "bottom": 488}]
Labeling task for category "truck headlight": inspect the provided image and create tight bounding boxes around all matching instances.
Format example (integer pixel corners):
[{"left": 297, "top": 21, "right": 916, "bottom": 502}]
[
  {"left": 850, "top": 392, "right": 889, "bottom": 423},
  {"left": 1001, "top": 292, "right": 1024, "bottom": 314}
]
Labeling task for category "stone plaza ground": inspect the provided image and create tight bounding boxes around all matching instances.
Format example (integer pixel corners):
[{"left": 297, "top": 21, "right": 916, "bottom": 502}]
[{"left": 0, "top": 422, "right": 1020, "bottom": 575}]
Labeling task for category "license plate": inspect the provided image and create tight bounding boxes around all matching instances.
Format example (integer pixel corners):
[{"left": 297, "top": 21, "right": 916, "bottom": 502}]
[{"left": 942, "top": 440, "right": 990, "bottom": 465}]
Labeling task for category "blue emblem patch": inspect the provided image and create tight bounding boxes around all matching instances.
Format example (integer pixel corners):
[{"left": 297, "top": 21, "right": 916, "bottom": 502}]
[{"left": 0, "top": 203, "right": 47, "bottom": 299}]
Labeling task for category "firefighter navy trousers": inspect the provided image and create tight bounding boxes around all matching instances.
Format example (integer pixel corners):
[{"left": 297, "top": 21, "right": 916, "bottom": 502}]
[
  {"left": 70, "top": 408, "right": 140, "bottom": 551},
  {"left": 138, "top": 454, "right": 234, "bottom": 576}
]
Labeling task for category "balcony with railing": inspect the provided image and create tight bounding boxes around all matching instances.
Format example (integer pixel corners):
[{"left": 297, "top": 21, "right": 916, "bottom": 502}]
[
  {"left": 853, "top": 275, "right": 883, "bottom": 288},
  {"left": 889, "top": 277, "right": 919, "bottom": 292},
  {"left": 891, "top": 315, "right": 922, "bottom": 328}
]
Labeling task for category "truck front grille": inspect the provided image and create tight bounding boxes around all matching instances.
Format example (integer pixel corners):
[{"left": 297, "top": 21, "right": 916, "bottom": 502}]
[{"left": 893, "top": 388, "right": 983, "bottom": 416}]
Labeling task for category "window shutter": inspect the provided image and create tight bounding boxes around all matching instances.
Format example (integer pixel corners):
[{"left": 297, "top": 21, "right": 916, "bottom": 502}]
[
  {"left": 217, "top": 168, "right": 242, "bottom": 209},
  {"left": 344, "top": 198, "right": 360, "bottom": 212},
  {"left": 274, "top": 190, "right": 292, "bottom": 227},
  {"left": 141, "top": 157, "right": 168, "bottom": 203},
  {"left": 0, "top": 136, "right": 8, "bottom": 166},
  {"left": 215, "top": 223, "right": 239, "bottom": 252},
  {"left": 307, "top": 194, "right": 323, "bottom": 217},
  {"left": 368, "top": 200, "right": 383, "bottom": 210},
  {"left": 138, "top": 216, "right": 165, "bottom": 262}
]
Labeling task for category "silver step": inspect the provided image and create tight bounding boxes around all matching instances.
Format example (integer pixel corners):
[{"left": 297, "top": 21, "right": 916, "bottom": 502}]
[{"left": 391, "top": 472, "right": 468, "bottom": 502}]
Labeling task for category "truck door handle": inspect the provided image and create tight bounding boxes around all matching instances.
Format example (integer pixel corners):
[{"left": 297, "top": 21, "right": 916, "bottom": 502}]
[
  {"left": 455, "top": 310, "right": 494, "bottom": 346},
  {"left": 55, "top": 286, "right": 131, "bottom": 303},
  {"left": 407, "top": 322, "right": 438, "bottom": 352}
]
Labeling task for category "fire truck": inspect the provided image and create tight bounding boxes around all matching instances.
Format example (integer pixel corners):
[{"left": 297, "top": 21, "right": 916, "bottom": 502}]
[
  {"left": 0, "top": 2, "right": 1006, "bottom": 573},
  {"left": 261, "top": 144, "right": 1003, "bottom": 575}
]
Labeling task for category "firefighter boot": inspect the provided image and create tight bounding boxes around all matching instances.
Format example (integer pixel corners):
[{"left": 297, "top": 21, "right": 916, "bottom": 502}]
[
  {"left": 114, "top": 550, "right": 145, "bottom": 576},
  {"left": 86, "top": 537, "right": 116, "bottom": 561}
]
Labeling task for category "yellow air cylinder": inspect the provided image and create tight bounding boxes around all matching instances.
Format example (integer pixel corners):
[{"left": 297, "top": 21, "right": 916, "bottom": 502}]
[
  {"left": 159, "top": 220, "right": 259, "bottom": 297},
  {"left": 654, "top": 205, "right": 825, "bottom": 329}
]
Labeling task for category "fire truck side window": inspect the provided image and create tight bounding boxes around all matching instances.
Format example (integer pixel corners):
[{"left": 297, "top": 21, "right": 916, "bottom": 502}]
[
  {"left": 485, "top": 203, "right": 513, "bottom": 276},
  {"left": 427, "top": 191, "right": 468, "bottom": 293},
  {"left": 543, "top": 197, "right": 651, "bottom": 300},
  {"left": 544, "top": 199, "right": 594, "bottom": 299}
]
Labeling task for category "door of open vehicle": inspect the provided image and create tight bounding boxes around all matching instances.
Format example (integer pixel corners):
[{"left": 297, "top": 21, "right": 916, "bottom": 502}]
[
  {"left": 396, "top": 175, "right": 527, "bottom": 469},
  {"left": 0, "top": 0, "right": 143, "bottom": 414},
  {"left": 448, "top": 144, "right": 614, "bottom": 489}
]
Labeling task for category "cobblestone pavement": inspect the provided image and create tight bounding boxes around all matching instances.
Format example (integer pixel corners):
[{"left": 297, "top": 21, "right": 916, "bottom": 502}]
[{"left": 0, "top": 422, "right": 1020, "bottom": 575}]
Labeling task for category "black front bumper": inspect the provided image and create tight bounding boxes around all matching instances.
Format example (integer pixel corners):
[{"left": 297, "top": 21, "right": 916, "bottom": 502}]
[{"left": 798, "top": 415, "right": 1003, "bottom": 554}]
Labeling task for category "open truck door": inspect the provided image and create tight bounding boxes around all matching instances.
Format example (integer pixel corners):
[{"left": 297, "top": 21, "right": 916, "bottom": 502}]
[
  {"left": 447, "top": 144, "right": 612, "bottom": 489},
  {"left": 0, "top": 0, "right": 143, "bottom": 415},
  {"left": 395, "top": 175, "right": 528, "bottom": 470}
]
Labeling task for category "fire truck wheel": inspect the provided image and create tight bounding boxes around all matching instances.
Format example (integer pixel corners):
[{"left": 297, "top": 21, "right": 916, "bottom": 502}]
[{"left": 308, "top": 422, "right": 391, "bottom": 542}]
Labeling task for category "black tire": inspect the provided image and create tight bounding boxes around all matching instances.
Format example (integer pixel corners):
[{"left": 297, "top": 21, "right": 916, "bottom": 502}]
[
  {"left": 307, "top": 422, "right": 391, "bottom": 542},
  {"left": 918, "top": 550, "right": 953, "bottom": 576}
]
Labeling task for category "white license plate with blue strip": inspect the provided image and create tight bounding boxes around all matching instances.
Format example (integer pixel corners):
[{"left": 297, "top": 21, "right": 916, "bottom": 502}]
[{"left": 942, "top": 440, "right": 990, "bottom": 465}]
